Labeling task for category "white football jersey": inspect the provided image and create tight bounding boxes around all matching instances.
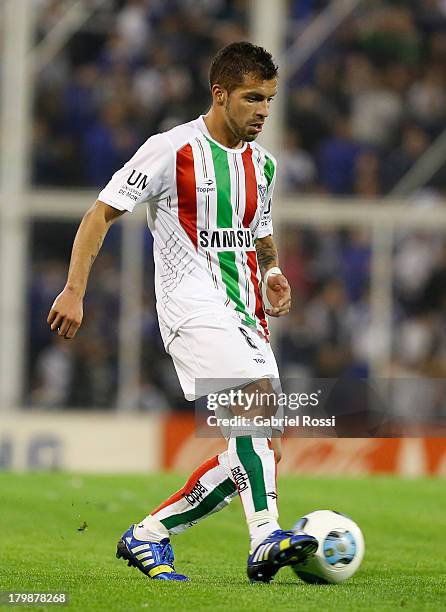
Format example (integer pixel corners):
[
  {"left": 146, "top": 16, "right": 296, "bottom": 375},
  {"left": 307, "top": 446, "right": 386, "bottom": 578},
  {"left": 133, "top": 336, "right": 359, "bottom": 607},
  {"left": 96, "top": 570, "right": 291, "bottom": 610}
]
[{"left": 98, "top": 116, "right": 276, "bottom": 346}]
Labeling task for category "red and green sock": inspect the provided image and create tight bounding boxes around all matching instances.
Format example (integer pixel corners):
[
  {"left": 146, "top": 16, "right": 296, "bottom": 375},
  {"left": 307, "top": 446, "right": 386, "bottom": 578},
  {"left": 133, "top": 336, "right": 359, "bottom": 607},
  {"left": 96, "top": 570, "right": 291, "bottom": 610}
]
[{"left": 135, "top": 437, "right": 279, "bottom": 552}]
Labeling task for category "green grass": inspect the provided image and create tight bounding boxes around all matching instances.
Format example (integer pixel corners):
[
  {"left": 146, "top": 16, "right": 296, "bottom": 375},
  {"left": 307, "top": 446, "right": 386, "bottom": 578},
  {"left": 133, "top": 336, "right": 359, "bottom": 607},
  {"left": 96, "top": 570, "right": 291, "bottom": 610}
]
[{"left": 0, "top": 473, "right": 445, "bottom": 611}]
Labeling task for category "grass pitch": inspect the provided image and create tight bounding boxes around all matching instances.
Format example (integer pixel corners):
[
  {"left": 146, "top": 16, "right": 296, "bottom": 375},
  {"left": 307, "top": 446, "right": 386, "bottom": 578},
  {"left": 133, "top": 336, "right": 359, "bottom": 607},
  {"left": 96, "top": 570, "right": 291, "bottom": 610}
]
[{"left": 0, "top": 472, "right": 445, "bottom": 611}]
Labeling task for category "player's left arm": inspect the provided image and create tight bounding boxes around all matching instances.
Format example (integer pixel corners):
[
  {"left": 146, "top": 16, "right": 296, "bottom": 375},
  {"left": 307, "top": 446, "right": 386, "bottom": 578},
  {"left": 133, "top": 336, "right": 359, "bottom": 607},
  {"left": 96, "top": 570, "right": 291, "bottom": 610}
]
[
  {"left": 255, "top": 234, "right": 291, "bottom": 317},
  {"left": 256, "top": 235, "right": 287, "bottom": 461}
]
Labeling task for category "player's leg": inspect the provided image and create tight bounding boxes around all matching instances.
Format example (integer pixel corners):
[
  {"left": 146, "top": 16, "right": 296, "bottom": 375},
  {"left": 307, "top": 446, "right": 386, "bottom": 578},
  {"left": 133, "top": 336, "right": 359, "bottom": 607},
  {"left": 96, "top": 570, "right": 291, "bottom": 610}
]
[
  {"left": 116, "top": 451, "right": 237, "bottom": 581},
  {"left": 136, "top": 452, "right": 237, "bottom": 538},
  {"left": 224, "top": 377, "right": 318, "bottom": 583},
  {"left": 221, "top": 379, "right": 280, "bottom": 548}
]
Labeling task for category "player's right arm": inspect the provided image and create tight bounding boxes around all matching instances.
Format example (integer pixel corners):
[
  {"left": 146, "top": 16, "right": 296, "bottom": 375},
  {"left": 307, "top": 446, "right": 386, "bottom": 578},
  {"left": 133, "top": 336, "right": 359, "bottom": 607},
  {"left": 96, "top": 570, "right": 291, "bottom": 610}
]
[
  {"left": 47, "top": 200, "right": 125, "bottom": 339},
  {"left": 48, "top": 132, "right": 172, "bottom": 339}
]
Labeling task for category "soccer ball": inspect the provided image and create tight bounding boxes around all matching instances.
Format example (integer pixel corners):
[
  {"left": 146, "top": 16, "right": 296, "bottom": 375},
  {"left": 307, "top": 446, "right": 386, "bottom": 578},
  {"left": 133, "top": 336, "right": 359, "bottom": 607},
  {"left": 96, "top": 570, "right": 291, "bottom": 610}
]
[{"left": 291, "top": 510, "right": 365, "bottom": 584}]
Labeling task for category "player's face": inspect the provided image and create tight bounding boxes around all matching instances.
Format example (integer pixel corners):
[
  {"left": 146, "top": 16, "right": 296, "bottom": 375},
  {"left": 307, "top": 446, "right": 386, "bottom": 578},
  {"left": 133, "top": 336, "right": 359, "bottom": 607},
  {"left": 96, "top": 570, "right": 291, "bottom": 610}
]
[{"left": 224, "top": 74, "right": 277, "bottom": 143}]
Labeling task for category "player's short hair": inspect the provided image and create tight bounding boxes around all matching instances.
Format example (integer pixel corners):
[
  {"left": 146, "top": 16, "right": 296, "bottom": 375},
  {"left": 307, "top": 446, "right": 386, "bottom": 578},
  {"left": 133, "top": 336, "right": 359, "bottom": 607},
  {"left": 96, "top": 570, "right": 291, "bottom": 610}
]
[{"left": 209, "top": 42, "right": 278, "bottom": 94}]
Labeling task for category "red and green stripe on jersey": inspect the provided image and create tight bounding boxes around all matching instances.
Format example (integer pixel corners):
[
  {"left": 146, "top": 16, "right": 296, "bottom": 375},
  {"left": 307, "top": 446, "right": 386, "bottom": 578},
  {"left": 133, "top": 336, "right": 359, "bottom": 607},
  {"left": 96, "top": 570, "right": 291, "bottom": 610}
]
[
  {"left": 242, "top": 146, "right": 268, "bottom": 335},
  {"left": 175, "top": 137, "right": 275, "bottom": 334},
  {"left": 176, "top": 143, "right": 198, "bottom": 250}
]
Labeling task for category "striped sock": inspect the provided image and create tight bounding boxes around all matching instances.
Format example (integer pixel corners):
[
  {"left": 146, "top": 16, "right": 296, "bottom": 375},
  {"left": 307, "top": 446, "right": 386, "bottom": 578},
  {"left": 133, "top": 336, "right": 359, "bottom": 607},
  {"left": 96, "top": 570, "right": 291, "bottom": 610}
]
[
  {"left": 227, "top": 436, "right": 280, "bottom": 552},
  {"left": 141, "top": 454, "right": 237, "bottom": 537}
]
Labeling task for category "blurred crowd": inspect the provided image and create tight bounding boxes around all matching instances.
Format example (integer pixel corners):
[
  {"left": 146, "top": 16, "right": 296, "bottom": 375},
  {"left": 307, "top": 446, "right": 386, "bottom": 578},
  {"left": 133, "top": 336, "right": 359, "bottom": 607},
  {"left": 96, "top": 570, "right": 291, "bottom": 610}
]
[
  {"left": 32, "top": 0, "right": 446, "bottom": 196},
  {"left": 28, "top": 0, "right": 446, "bottom": 416},
  {"left": 33, "top": 0, "right": 249, "bottom": 187},
  {"left": 285, "top": 0, "right": 446, "bottom": 196},
  {"left": 279, "top": 227, "right": 446, "bottom": 375}
]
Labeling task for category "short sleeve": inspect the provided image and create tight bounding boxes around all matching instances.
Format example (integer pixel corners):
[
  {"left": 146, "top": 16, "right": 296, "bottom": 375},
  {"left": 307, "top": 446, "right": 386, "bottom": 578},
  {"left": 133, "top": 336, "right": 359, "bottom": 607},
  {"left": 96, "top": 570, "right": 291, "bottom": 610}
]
[
  {"left": 98, "top": 133, "right": 172, "bottom": 212},
  {"left": 255, "top": 162, "right": 276, "bottom": 239}
]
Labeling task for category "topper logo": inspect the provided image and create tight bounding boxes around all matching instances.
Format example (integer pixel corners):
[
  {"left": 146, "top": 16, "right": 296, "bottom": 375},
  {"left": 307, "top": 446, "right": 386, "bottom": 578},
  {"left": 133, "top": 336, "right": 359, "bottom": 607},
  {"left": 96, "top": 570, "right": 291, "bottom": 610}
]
[{"left": 197, "top": 178, "right": 215, "bottom": 193}]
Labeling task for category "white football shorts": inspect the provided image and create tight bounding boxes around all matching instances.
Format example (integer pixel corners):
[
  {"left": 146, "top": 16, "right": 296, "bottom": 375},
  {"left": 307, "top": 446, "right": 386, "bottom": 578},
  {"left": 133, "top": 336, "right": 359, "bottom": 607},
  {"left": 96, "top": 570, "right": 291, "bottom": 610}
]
[{"left": 164, "top": 308, "right": 280, "bottom": 401}]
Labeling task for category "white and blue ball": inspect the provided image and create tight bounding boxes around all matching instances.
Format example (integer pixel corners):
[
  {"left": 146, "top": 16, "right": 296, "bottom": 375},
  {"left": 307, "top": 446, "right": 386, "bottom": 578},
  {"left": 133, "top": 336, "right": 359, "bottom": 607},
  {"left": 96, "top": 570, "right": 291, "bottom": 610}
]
[{"left": 292, "top": 510, "right": 365, "bottom": 584}]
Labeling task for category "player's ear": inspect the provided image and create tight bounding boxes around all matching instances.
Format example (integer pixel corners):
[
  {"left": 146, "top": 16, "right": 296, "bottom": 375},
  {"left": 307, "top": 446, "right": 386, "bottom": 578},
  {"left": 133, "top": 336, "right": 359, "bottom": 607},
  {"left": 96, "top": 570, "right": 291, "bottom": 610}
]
[{"left": 211, "top": 84, "right": 227, "bottom": 106}]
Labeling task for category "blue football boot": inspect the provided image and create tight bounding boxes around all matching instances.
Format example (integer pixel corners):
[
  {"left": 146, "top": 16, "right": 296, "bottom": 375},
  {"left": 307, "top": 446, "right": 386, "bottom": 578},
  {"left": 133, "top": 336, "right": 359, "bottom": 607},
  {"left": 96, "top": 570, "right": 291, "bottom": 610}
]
[
  {"left": 247, "top": 529, "right": 318, "bottom": 583},
  {"left": 116, "top": 525, "right": 188, "bottom": 581}
]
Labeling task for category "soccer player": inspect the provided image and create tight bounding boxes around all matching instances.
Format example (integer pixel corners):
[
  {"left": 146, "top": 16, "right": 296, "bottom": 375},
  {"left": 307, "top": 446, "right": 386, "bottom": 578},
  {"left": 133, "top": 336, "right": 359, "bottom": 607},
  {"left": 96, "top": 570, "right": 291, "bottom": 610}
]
[{"left": 47, "top": 42, "right": 317, "bottom": 582}]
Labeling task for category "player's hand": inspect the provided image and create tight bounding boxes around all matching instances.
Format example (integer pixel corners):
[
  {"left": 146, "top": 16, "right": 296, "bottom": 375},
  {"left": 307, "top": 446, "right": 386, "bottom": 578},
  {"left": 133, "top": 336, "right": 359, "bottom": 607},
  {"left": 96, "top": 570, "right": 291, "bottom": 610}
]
[
  {"left": 47, "top": 287, "right": 83, "bottom": 339},
  {"left": 271, "top": 435, "right": 282, "bottom": 463},
  {"left": 265, "top": 273, "right": 291, "bottom": 317}
]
